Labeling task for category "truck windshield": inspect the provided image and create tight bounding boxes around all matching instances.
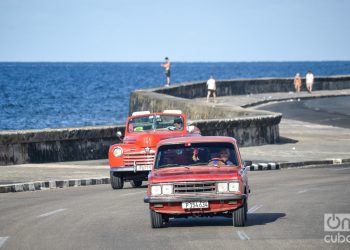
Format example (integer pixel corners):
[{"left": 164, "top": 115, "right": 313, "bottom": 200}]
[
  {"left": 155, "top": 142, "right": 239, "bottom": 169},
  {"left": 128, "top": 115, "right": 184, "bottom": 132}
]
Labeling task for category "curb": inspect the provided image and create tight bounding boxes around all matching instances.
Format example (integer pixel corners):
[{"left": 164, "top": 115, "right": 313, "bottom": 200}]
[
  {"left": 0, "top": 177, "right": 110, "bottom": 193},
  {"left": 1, "top": 158, "right": 349, "bottom": 193},
  {"left": 248, "top": 162, "right": 279, "bottom": 171},
  {"left": 277, "top": 158, "right": 350, "bottom": 169},
  {"left": 247, "top": 158, "right": 350, "bottom": 171}
]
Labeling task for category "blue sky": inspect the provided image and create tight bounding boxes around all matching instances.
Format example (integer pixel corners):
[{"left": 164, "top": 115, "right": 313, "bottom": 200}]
[{"left": 0, "top": 0, "right": 349, "bottom": 62}]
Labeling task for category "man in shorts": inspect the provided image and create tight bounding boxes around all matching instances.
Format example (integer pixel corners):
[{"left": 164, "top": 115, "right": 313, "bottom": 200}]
[
  {"left": 161, "top": 57, "right": 171, "bottom": 86},
  {"left": 206, "top": 75, "right": 216, "bottom": 102}
]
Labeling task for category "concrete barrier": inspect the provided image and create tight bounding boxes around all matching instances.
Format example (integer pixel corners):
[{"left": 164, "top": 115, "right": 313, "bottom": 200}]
[
  {"left": 153, "top": 75, "right": 350, "bottom": 99},
  {"left": 129, "top": 90, "right": 281, "bottom": 146},
  {"left": 0, "top": 125, "right": 124, "bottom": 165},
  {"left": 1, "top": 75, "right": 349, "bottom": 165}
]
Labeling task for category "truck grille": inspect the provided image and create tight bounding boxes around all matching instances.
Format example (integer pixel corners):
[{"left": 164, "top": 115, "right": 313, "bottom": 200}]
[
  {"left": 174, "top": 182, "right": 216, "bottom": 194},
  {"left": 123, "top": 151, "right": 155, "bottom": 167}
]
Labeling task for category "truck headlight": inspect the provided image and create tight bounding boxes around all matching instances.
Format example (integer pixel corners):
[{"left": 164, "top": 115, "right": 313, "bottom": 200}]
[
  {"left": 217, "top": 182, "right": 228, "bottom": 192},
  {"left": 113, "top": 147, "right": 123, "bottom": 157},
  {"left": 162, "top": 184, "right": 173, "bottom": 195},
  {"left": 229, "top": 182, "right": 240, "bottom": 192},
  {"left": 151, "top": 185, "right": 161, "bottom": 195}
]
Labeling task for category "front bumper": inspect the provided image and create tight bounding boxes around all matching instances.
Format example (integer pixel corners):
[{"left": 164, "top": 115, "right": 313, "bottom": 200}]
[
  {"left": 144, "top": 194, "right": 246, "bottom": 203},
  {"left": 110, "top": 166, "right": 151, "bottom": 173}
]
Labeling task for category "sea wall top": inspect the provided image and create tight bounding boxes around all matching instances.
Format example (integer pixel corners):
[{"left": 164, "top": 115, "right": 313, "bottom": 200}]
[{"left": 151, "top": 75, "right": 350, "bottom": 99}]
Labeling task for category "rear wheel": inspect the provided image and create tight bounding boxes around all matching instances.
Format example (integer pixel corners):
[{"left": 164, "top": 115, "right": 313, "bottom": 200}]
[
  {"left": 233, "top": 204, "right": 246, "bottom": 227},
  {"left": 110, "top": 172, "right": 124, "bottom": 189},
  {"left": 244, "top": 200, "right": 248, "bottom": 221},
  {"left": 150, "top": 210, "right": 163, "bottom": 228},
  {"left": 130, "top": 180, "right": 143, "bottom": 188}
]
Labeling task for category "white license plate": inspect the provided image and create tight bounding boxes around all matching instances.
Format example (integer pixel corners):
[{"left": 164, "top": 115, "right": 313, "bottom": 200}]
[
  {"left": 136, "top": 165, "right": 152, "bottom": 171},
  {"left": 182, "top": 201, "right": 209, "bottom": 209}
]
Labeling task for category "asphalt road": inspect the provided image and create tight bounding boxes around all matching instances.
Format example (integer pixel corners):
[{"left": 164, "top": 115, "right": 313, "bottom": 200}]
[
  {"left": 1, "top": 164, "right": 349, "bottom": 250},
  {"left": 257, "top": 96, "right": 350, "bottom": 129}
]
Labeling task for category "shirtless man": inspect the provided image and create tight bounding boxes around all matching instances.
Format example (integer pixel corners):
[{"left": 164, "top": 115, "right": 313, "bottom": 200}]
[
  {"left": 161, "top": 57, "right": 171, "bottom": 86},
  {"left": 294, "top": 73, "right": 301, "bottom": 93}
]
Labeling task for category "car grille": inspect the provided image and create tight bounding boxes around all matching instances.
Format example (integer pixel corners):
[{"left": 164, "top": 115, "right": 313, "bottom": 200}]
[
  {"left": 123, "top": 151, "right": 155, "bottom": 167},
  {"left": 174, "top": 182, "right": 216, "bottom": 194}
]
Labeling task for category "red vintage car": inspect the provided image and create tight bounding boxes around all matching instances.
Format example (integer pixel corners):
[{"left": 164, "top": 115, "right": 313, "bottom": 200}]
[
  {"left": 108, "top": 110, "right": 200, "bottom": 189},
  {"left": 144, "top": 136, "right": 251, "bottom": 228}
]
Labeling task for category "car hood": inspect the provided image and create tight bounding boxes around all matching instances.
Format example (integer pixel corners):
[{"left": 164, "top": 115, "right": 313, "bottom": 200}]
[{"left": 150, "top": 166, "right": 241, "bottom": 183}]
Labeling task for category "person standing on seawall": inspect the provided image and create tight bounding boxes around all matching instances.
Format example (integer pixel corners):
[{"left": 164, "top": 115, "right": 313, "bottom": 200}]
[
  {"left": 161, "top": 57, "right": 171, "bottom": 86},
  {"left": 294, "top": 73, "right": 301, "bottom": 93},
  {"left": 206, "top": 75, "right": 216, "bottom": 102},
  {"left": 305, "top": 70, "right": 315, "bottom": 93}
]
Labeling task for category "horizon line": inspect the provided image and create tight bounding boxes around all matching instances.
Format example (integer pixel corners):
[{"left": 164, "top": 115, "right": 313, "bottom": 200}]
[{"left": 0, "top": 60, "right": 350, "bottom": 63}]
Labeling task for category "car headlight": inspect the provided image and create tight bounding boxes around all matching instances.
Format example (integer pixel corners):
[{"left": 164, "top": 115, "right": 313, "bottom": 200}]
[
  {"left": 217, "top": 182, "right": 228, "bottom": 192},
  {"left": 151, "top": 185, "right": 162, "bottom": 195},
  {"left": 113, "top": 147, "right": 123, "bottom": 157},
  {"left": 229, "top": 182, "right": 240, "bottom": 192},
  {"left": 162, "top": 184, "right": 173, "bottom": 195}
]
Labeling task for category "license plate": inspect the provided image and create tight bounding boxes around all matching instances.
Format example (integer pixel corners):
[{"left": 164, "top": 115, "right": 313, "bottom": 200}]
[
  {"left": 136, "top": 165, "right": 152, "bottom": 171},
  {"left": 182, "top": 201, "right": 209, "bottom": 209}
]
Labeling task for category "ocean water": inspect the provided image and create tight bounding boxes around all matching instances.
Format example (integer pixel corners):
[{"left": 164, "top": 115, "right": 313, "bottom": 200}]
[{"left": 1, "top": 61, "right": 350, "bottom": 130}]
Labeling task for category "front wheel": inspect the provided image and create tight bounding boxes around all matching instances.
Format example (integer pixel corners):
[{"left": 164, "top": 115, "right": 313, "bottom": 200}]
[
  {"left": 150, "top": 210, "right": 163, "bottom": 228},
  {"left": 233, "top": 204, "right": 246, "bottom": 227},
  {"left": 130, "top": 180, "right": 142, "bottom": 188},
  {"left": 110, "top": 172, "right": 124, "bottom": 189}
]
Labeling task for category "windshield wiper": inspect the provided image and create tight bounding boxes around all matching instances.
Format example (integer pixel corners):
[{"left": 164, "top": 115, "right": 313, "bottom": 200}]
[
  {"left": 158, "top": 164, "right": 189, "bottom": 169},
  {"left": 188, "top": 162, "right": 208, "bottom": 166}
]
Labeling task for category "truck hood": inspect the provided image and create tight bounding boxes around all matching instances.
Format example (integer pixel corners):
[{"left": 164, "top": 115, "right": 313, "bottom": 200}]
[
  {"left": 123, "top": 131, "right": 184, "bottom": 148},
  {"left": 150, "top": 166, "right": 241, "bottom": 183}
]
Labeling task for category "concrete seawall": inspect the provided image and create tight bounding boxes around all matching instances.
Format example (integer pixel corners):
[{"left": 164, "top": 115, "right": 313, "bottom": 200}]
[
  {"left": 1, "top": 75, "right": 349, "bottom": 165},
  {"left": 0, "top": 126, "right": 124, "bottom": 165},
  {"left": 154, "top": 75, "right": 350, "bottom": 99}
]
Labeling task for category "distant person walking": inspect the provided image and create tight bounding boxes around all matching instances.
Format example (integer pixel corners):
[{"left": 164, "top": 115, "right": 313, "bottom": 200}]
[
  {"left": 161, "top": 57, "right": 171, "bottom": 86},
  {"left": 294, "top": 73, "right": 301, "bottom": 93},
  {"left": 305, "top": 70, "right": 315, "bottom": 93},
  {"left": 206, "top": 75, "right": 216, "bottom": 102}
]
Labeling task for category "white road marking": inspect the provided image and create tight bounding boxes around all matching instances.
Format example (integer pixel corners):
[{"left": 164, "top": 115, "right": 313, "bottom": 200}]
[
  {"left": 237, "top": 231, "right": 250, "bottom": 240},
  {"left": 0, "top": 237, "right": 9, "bottom": 248},
  {"left": 248, "top": 204, "right": 263, "bottom": 214},
  {"left": 297, "top": 189, "right": 309, "bottom": 194},
  {"left": 120, "top": 190, "right": 146, "bottom": 197},
  {"left": 38, "top": 208, "right": 66, "bottom": 218}
]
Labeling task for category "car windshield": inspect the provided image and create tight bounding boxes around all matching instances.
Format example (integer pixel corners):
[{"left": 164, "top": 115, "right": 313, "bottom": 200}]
[
  {"left": 128, "top": 114, "right": 184, "bottom": 132},
  {"left": 155, "top": 142, "right": 239, "bottom": 169}
]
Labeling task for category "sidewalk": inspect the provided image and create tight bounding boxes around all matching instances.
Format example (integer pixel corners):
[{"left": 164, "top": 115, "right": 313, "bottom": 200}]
[{"left": 1, "top": 90, "right": 350, "bottom": 192}]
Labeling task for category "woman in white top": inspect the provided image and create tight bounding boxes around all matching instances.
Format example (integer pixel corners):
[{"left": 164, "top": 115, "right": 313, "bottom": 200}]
[
  {"left": 206, "top": 76, "right": 216, "bottom": 102},
  {"left": 306, "top": 70, "right": 315, "bottom": 93}
]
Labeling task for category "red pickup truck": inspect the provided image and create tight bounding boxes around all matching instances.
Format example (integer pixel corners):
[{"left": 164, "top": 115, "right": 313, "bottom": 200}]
[
  {"left": 108, "top": 110, "right": 200, "bottom": 189},
  {"left": 144, "top": 136, "right": 251, "bottom": 228}
]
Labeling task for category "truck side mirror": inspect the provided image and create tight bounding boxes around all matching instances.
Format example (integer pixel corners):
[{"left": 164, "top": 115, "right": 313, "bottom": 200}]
[
  {"left": 244, "top": 160, "right": 252, "bottom": 167},
  {"left": 116, "top": 131, "right": 123, "bottom": 140}
]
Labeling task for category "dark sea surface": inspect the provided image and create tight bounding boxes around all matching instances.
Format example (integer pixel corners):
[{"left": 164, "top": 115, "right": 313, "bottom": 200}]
[{"left": 1, "top": 61, "right": 350, "bottom": 130}]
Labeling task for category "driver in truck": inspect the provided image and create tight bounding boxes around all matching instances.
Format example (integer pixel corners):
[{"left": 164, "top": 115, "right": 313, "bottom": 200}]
[{"left": 173, "top": 118, "right": 183, "bottom": 130}]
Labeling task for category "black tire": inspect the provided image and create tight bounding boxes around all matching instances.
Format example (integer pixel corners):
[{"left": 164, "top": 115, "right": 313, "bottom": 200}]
[
  {"left": 130, "top": 180, "right": 142, "bottom": 188},
  {"left": 110, "top": 172, "right": 124, "bottom": 189},
  {"left": 233, "top": 205, "right": 246, "bottom": 227},
  {"left": 244, "top": 200, "right": 248, "bottom": 221},
  {"left": 150, "top": 210, "right": 163, "bottom": 228}
]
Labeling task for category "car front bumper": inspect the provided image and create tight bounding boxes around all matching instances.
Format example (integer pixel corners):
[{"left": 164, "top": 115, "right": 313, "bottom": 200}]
[
  {"left": 144, "top": 194, "right": 246, "bottom": 203},
  {"left": 110, "top": 166, "right": 151, "bottom": 173}
]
